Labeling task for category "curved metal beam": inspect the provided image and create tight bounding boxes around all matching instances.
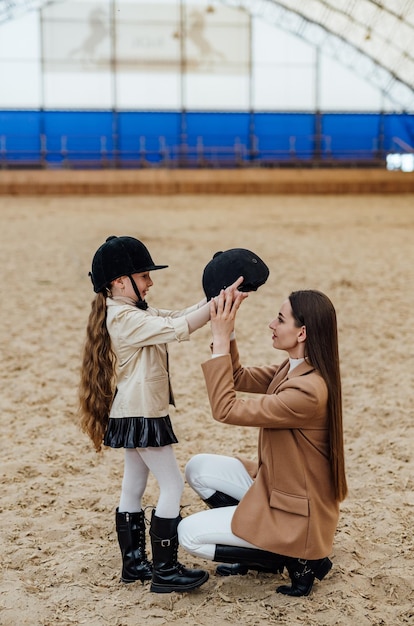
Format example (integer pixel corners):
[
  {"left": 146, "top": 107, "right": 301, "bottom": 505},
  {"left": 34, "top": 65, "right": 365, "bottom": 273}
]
[
  {"left": 220, "top": 0, "right": 414, "bottom": 111},
  {"left": 274, "top": 0, "right": 414, "bottom": 90},
  {"left": 0, "top": 0, "right": 64, "bottom": 23}
]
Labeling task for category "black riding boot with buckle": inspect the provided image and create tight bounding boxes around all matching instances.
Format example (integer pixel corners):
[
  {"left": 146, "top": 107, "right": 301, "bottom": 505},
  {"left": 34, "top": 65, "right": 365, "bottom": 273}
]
[
  {"left": 214, "top": 544, "right": 285, "bottom": 577},
  {"left": 276, "top": 557, "right": 332, "bottom": 596},
  {"left": 203, "top": 490, "right": 256, "bottom": 576},
  {"left": 149, "top": 513, "right": 209, "bottom": 593},
  {"left": 115, "top": 508, "right": 152, "bottom": 583}
]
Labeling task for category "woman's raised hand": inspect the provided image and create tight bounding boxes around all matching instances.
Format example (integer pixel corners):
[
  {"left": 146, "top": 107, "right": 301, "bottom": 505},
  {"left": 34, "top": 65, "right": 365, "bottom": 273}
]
[{"left": 209, "top": 277, "right": 248, "bottom": 354}]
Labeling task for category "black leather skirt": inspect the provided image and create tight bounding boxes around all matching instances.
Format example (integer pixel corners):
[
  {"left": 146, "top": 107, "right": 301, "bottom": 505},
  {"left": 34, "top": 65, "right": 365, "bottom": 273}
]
[{"left": 103, "top": 415, "right": 178, "bottom": 448}]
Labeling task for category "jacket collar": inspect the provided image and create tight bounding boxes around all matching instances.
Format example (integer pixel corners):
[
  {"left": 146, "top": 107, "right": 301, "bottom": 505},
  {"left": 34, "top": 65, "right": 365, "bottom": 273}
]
[
  {"left": 107, "top": 295, "right": 138, "bottom": 307},
  {"left": 287, "top": 359, "right": 315, "bottom": 378}
]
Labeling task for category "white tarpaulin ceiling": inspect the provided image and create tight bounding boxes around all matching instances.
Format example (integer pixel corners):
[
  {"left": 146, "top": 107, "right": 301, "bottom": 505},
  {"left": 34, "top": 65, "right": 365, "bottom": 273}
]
[
  {"left": 1, "top": 0, "right": 413, "bottom": 108},
  {"left": 223, "top": 0, "right": 414, "bottom": 109}
]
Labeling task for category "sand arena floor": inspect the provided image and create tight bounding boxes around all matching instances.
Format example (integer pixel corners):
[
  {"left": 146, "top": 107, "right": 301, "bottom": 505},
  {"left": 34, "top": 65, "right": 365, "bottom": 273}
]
[{"left": 0, "top": 189, "right": 413, "bottom": 625}]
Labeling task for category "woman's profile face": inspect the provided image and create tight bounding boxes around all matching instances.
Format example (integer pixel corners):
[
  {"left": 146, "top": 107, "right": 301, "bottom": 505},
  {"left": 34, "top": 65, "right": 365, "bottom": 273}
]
[{"left": 269, "top": 299, "right": 305, "bottom": 353}]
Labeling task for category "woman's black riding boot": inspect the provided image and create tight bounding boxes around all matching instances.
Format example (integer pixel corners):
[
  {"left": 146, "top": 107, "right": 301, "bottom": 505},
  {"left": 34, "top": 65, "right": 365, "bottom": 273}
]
[
  {"left": 214, "top": 545, "right": 285, "bottom": 577},
  {"left": 205, "top": 494, "right": 283, "bottom": 577},
  {"left": 203, "top": 491, "right": 252, "bottom": 576},
  {"left": 115, "top": 509, "right": 152, "bottom": 583},
  {"left": 276, "top": 557, "right": 332, "bottom": 596},
  {"left": 150, "top": 513, "right": 209, "bottom": 593}
]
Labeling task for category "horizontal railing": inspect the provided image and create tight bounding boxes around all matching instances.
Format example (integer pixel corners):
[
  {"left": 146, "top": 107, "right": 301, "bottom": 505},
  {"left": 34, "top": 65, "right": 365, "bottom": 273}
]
[
  {"left": 0, "top": 133, "right": 399, "bottom": 169},
  {"left": 1, "top": 110, "right": 412, "bottom": 169}
]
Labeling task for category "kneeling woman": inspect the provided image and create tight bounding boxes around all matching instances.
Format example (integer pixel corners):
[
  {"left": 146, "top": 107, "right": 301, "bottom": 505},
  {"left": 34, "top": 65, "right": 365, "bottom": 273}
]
[{"left": 178, "top": 288, "right": 347, "bottom": 597}]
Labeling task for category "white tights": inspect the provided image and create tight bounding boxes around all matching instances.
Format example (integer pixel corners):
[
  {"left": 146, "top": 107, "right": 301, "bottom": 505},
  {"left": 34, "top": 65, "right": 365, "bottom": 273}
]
[
  {"left": 118, "top": 445, "right": 184, "bottom": 518},
  {"left": 178, "top": 453, "right": 260, "bottom": 560}
]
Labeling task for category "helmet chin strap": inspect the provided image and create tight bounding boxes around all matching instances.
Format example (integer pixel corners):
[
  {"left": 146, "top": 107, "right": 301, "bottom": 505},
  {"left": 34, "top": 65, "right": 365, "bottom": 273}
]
[{"left": 128, "top": 275, "right": 148, "bottom": 310}]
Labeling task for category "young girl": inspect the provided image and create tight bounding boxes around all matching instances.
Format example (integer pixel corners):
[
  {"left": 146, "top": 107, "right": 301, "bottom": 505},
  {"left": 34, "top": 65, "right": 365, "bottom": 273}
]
[
  {"left": 79, "top": 235, "right": 215, "bottom": 593},
  {"left": 178, "top": 288, "right": 348, "bottom": 597}
]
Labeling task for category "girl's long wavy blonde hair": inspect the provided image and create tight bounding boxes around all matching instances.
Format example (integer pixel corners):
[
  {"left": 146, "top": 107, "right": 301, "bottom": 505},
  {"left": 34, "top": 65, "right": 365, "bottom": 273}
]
[{"left": 79, "top": 292, "right": 115, "bottom": 451}]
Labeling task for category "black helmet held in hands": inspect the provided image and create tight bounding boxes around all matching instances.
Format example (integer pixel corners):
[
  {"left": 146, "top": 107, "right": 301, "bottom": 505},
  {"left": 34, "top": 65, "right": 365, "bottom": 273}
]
[
  {"left": 202, "top": 248, "right": 269, "bottom": 300},
  {"left": 90, "top": 235, "right": 168, "bottom": 293}
]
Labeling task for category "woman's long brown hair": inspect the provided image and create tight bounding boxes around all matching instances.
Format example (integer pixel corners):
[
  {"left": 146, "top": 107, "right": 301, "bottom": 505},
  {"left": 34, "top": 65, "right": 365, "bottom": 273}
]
[
  {"left": 78, "top": 292, "right": 115, "bottom": 452},
  {"left": 289, "top": 290, "right": 348, "bottom": 502}
]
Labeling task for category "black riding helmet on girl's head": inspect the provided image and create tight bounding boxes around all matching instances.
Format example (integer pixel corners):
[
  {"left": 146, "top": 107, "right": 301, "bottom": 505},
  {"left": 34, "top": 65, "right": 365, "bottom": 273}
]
[{"left": 89, "top": 235, "right": 168, "bottom": 293}]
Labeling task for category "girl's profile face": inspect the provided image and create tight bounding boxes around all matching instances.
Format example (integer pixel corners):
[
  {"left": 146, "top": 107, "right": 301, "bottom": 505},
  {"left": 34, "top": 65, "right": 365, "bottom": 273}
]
[
  {"left": 269, "top": 299, "right": 306, "bottom": 354},
  {"left": 111, "top": 271, "right": 153, "bottom": 301},
  {"left": 130, "top": 271, "right": 153, "bottom": 301}
]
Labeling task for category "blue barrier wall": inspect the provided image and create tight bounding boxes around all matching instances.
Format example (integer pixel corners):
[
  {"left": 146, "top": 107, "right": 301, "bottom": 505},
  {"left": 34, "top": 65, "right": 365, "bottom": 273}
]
[{"left": 0, "top": 110, "right": 413, "bottom": 168}]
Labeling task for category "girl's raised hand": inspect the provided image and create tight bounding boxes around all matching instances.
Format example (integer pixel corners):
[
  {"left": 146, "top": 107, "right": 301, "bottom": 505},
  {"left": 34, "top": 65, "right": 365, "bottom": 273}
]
[{"left": 224, "top": 276, "right": 250, "bottom": 302}]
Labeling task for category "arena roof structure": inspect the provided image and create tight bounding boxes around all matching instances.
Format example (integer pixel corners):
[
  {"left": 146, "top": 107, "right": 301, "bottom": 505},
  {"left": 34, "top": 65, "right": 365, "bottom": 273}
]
[
  {"left": 0, "top": 0, "right": 413, "bottom": 169},
  {"left": 224, "top": 0, "right": 414, "bottom": 111},
  {"left": 1, "top": 0, "right": 413, "bottom": 110}
]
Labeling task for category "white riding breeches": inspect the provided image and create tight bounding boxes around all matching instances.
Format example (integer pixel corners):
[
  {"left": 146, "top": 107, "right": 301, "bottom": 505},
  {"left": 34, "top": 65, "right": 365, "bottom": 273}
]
[
  {"left": 184, "top": 453, "right": 254, "bottom": 501},
  {"left": 178, "top": 453, "right": 260, "bottom": 560}
]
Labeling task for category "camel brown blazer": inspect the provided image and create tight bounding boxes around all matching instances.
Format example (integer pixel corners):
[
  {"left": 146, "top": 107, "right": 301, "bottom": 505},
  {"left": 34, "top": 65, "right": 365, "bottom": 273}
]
[{"left": 201, "top": 340, "right": 340, "bottom": 560}]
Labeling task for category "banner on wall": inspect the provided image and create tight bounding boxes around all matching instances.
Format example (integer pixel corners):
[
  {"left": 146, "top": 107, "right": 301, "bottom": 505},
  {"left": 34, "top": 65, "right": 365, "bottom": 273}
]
[{"left": 41, "top": 0, "right": 250, "bottom": 75}]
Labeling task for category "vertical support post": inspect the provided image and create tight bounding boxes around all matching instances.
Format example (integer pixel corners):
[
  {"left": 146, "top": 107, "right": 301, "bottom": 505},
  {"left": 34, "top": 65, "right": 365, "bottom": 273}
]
[
  {"left": 313, "top": 46, "right": 322, "bottom": 165},
  {"left": 377, "top": 103, "right": 386, "bottom": 164},
  {"left": 248, "top": 9, "right": 255, "bottom": 165},
  {"left": 39, "top": 7, "right": 47, "bottom": 168},
  {"left": 179, "top": 0, "right": 187, "bottom": 168},
  {"left": 110, "top": 0, "right": 119, "bottom": 168}
]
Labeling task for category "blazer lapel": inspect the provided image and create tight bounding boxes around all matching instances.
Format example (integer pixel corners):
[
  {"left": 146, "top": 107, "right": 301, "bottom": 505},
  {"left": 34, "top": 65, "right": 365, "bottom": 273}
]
[
  {"left": 267, "top": 360, "right": 290, "bottom": 394},
  {"left": 288, "top": 360, "right": 315, "bottom": 378},
  {"left": 267, "top": 360, "right": 315, "bottom": 394}
]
